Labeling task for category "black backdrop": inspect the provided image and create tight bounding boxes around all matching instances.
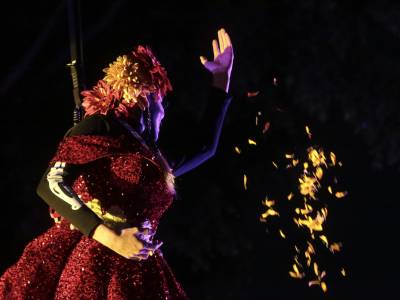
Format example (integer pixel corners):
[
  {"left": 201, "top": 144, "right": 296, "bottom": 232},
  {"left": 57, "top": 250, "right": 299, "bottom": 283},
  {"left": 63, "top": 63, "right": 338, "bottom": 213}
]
[{"left": 1, "top": 1, "right": 399, "bottom": 299}]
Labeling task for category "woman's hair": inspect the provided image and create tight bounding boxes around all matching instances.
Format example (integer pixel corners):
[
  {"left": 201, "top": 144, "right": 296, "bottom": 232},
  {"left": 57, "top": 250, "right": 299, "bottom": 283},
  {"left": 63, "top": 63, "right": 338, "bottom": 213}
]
[{"left": 81, "top": 45, "right": 172, "bottom": 119}]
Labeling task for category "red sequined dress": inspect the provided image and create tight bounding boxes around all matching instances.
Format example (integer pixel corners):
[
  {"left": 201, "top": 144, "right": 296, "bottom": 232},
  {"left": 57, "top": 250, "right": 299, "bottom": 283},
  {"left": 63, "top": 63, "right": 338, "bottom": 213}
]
[{"left": 0, "top": 131, "right": 188, "bottom": 299}]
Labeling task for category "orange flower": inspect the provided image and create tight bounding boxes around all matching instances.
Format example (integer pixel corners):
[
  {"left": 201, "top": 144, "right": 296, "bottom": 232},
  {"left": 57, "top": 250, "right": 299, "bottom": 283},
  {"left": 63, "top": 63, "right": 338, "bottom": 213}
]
[{"left": 82, "top": 45, "right": 172, "bottom": 117}]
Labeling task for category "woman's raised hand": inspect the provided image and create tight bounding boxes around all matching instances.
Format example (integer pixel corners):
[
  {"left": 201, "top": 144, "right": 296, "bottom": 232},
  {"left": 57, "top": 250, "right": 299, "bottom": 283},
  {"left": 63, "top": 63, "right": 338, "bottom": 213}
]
[{"left": 200, "top": 28, "right": 234, "bottom": 93}]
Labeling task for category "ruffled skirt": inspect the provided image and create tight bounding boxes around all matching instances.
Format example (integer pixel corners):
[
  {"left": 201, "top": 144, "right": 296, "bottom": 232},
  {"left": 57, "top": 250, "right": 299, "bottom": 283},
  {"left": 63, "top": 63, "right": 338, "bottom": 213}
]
[{"left": 0, "top": 220, "right": 187, "bottom": 300}]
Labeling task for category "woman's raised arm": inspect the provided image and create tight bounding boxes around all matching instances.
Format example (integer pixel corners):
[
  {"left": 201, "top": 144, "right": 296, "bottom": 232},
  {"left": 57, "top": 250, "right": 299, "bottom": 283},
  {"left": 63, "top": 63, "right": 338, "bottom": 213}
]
[{"left": 170, "top": 29, "right": 234, "bottom": 177}]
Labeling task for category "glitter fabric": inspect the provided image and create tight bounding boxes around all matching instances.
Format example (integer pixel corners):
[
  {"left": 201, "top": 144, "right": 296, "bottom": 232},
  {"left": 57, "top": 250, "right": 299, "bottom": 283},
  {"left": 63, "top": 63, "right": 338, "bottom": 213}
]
[{"left": 0, "top": 134, "right": 187, "bottom": 299}]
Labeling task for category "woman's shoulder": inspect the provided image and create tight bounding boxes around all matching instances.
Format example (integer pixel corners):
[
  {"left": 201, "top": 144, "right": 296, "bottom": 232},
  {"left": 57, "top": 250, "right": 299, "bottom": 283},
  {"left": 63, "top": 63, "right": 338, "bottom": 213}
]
[
  {"left": 64, "top": 114, "right": 112, "bottom": 137},
  {"left": 51, "top": 115, "right": 129, "bottom": 165}
]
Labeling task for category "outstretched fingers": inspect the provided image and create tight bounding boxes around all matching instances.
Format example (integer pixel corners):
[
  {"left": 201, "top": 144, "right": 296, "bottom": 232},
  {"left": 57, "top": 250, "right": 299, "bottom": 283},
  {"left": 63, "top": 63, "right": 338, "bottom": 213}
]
[
  {"left": 224, "top": 30, "right": 232, "bottom": 50},
  {"left": 200, "top": 28, "right": 233, "bottom": 72},
  {"left": 212, "top": 39, "right": 220, "bottom": 59},
  {"left": 218, "top": 29, "right": 226, "bottom": 52}
]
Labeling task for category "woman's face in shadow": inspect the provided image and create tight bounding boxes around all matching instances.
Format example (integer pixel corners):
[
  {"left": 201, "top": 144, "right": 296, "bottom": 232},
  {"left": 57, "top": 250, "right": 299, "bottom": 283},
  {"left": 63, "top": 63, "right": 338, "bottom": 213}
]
[
  {"left": 138, "top": 94, "right": 165, "bottom": 141},
  {"left": 149, "top": 94, "right": 165, "bottom": 141}
]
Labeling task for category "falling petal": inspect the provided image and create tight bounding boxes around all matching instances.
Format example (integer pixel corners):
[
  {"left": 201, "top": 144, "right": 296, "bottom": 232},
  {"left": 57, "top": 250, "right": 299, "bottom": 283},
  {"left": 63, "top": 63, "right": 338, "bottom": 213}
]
[
  {"left": 263, "top": 122, "right": 271, "bottom": 133},
  {"left": 289, "top": 271, "right": 304, "bottom": 279},
  {"left": 313, "top": 262, "right": 319, "bottom": 276},
  {"left": 247, "top": 91, "right": 260, "bottom": 98},
  {"left": 273, "top": 77, "right": 278, "bottom": 86},
  {"left": 315, "top": 167, "right": 323, "bottom": 179},
  {"left": 293, "top": 264, "right": 300, "bottom": 274},
  {"left": 328, "top": 186, "right": 333, "bottom": 194},
  {"left": 255, "top": 116, "right": 258, "bottom": 126},
  {"left": 319, "top": 235, "right": 329, "bottom": 247},
  {"left": 307, "top": 242, "right": 315, "bottom": 254},
  {"left": 329, "top": 243, "right": 342, "bottom": 253},
  {"left": 287, "top": 193, "right": 294, "bottom": 200},
  {"left": 234, "top": 147, "right": 241, "bottom": 154},
  {"left": 272, "top": 161, "right": 278, "bottom": 169},
  {"left": 305, "top": 243, "right": 315, "bottom": 266},
  {"left": 243, "top": 174, "right": 247, "bottom": 190},
  {"left": 279, "top": 230, "right": 286, "bottom": 239},
  {"left": 289, "top": 263, "right": 305, "bottom": 279},
  {"left": 285, "top": 154, "right": 295, "bottom": 159},
  {"left": 321, "top": 282, "right": 328, "bottom": 292},
  {"left": 305, "top": 253, "right": 312, "bottom": 266},
  {"left": 248, "top": 139, "right": 257, "bottom": 146},
  {"left": 330, "top": 152, "right": 336, "bottom": 165},
  {"left": 308, "top": 280, "right": 320, "bottom": 287},
  {"left": 264, "top": 199, "right": 275, "bottom": 207},
  {"left": 335, "top": 191, "right": 348, "bottom": 198},
  {"left": 321, "top": 208, "right": 328, "bottom": 219},
  {"left": 261, "top": 209, "right": 280, "bottom": 219},
  {"left": 341, "top": 268, "right": 346, "bottom": 276},
  {"left": 305, "top": 126, "right": 312, "bottom": 139}
]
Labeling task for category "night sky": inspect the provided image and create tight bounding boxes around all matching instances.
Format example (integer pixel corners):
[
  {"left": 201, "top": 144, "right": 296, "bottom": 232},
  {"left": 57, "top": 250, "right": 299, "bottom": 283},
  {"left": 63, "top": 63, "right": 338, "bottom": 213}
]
[{"left": 1, "top": 1, "right": 399, "bottom": 299}]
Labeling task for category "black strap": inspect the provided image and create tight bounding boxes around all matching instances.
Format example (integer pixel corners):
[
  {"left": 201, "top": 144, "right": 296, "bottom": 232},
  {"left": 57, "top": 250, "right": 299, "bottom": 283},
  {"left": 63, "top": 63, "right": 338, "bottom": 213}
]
[{"left": 67, "top": 0, "right": 86, "bottom": 124}]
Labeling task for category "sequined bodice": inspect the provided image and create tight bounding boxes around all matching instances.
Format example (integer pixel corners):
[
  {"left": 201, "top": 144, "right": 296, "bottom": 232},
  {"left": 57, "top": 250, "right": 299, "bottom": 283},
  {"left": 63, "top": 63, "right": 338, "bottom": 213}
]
[{"left": 51, "top": 134, "right": 175, "bottom": 231}]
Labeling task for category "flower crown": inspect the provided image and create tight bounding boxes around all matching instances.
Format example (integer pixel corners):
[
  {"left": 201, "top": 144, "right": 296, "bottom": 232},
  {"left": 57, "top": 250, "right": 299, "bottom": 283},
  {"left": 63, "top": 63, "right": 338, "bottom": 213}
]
[{"left": 81, "top": 45, "right": 172, "bottom": 118}]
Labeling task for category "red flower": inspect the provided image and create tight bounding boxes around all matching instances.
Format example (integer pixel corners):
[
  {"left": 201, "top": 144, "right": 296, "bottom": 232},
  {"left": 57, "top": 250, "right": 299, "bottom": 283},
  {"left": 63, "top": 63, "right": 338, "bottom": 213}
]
[
  {"left": 131, "top": 45, "right": 172, "bottom": 98},
  {"left": 81, "top": 80, "right": 121, "bottom": 117}
]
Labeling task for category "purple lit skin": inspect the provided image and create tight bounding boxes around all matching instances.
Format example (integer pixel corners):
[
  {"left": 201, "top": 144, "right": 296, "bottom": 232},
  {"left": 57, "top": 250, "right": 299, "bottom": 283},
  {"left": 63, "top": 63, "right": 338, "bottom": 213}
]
[
  {"left": 147, "top": 94, "right": 165, "bottom": 141},
  {"left": 149, "top": 94, "right": 165, "bottom": 141},
  {"left": 136, "top": 93, "right": 164, "bottom": 141},
  {"left": 200, "top": 28, "right": 234, "bottom": 93}
]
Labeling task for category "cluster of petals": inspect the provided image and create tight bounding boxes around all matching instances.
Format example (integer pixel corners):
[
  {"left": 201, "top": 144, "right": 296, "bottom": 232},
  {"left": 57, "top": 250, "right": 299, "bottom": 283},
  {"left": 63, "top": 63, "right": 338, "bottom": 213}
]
[{"left": 82, "top": 45, "right": 172, "bottom": 117}]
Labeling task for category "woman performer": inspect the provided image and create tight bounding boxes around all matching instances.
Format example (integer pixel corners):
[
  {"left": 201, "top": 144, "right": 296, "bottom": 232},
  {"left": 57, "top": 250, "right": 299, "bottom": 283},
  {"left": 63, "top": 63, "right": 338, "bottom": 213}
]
[{"left": 0, "top": 28, "right": 234, "bottom": 299}]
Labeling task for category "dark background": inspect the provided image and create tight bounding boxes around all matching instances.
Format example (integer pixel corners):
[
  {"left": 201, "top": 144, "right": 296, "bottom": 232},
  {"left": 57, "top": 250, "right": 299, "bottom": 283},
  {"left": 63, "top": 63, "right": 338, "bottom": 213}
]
[{"left": 1, "top": 1, "right": 399, "bottom": 299}]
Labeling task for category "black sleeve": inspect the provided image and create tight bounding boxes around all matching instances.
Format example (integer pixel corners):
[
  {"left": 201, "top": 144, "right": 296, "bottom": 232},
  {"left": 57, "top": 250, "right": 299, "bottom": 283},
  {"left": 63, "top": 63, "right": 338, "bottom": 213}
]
[
  {"left": 36, "top": 114, "right": 111, "bottom": 237},
  {"left": 63, "top": 114, "right": 111, "bottom": 137},
  {"left": 169, "top": 87, "right": 232, "bottom": 177}
]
